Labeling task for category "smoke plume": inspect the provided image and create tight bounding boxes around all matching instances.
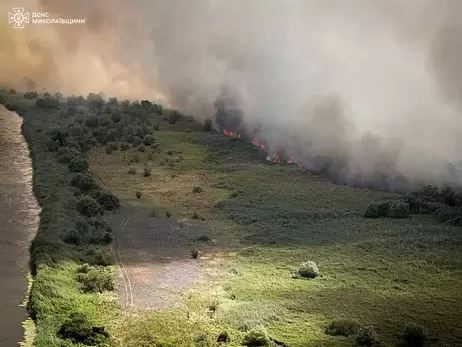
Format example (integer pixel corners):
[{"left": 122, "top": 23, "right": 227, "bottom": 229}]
[{"left": 1, "top": 0, "right": 461, "bottom": 190}]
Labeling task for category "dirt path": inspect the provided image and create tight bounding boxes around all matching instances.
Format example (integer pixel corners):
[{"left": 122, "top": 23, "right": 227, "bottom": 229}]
[{"left": 89, "top": 148, "right": 204, "bottom": 312}]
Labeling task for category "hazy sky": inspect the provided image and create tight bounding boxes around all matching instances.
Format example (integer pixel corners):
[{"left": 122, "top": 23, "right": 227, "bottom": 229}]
[{"left": 1, "top": 0, "right": 461, "bottom": 186}]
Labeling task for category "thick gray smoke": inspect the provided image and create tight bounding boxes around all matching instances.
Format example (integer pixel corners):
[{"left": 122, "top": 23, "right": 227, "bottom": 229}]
[{"left": 2, "top": 0, "right": 461, "bottom": 190}]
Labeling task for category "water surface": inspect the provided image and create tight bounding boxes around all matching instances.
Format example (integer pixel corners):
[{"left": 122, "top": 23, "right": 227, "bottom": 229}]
[{"left": 0, "top": 106, "right": 39, "bottom": 346}]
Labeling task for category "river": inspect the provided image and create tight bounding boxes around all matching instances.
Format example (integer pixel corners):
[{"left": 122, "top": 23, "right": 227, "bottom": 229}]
[{"left": 0, "top": 106, "right": 39, "bottom": 346}]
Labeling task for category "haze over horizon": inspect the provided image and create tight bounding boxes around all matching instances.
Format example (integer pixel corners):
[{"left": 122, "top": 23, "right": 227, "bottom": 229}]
[{"left": 1, "top": 0, "right": 461, "bottom": 189}]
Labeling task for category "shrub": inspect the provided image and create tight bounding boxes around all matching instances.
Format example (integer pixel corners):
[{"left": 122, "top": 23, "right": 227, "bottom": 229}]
[
  {"left": 355, "top": 326, "right": 380, "bottom": 346},
  {"left": 69, "top": 156, "right": 89, "bottom": 173},
  {"left": 150, "top": 210, "right": 156, "bottom": 217},
  {"left": 397, "top": 323, "right": 429, "bottom": 347},
  {"left": 120, "top": 143, "right": 130, "bottom": 151},
  {"left": 138, "top": 145, "right": 146, "bottom": 152},
  {"left": 133, "top": 136, "right": 142, "bottom": 146},
  {"left": 388, "top": 200, "right": 410, "bottom": 218},
  {"left": 193, "top": 186, "right": 203, "bottom": 194},
  {"left": 132, "top": 153, "right": 141, "bottom": 163},
  {"left": 143, "top": 134, "right": 156, "bottom": 146},
  {"left": 153, "top": 123, "right": 160, "bottom": 131},
  {"left": 196, "top": 235, "right": 210, "bottom": 242},
  {"left": 57, "top": 146, "right": 81, "bottom": 163},
  {"left": 70, "top": 173, "right": 96, "bottom": 192},
  {"left": 128, "top": 168, "right": 137, "bottom": 175},
  {"left": 97, "top": 192, "right": 120, "bottom": 211},
  {"left": 325, "top": 319, "right": 360, "bottom": 336},
  {"left": 434, "top": 205, "right": 462, "bottom": 226},
  {"left": 364, "top": 200, "right": 391, "bottom": 218},
  {"left": 194, "top": 333, "right": 213, "bottom": 347},
  {"left": 84, "top": 115, "right": 99, "bottom": 128},
  {"left": 203, "top": 118, "right": 213, "bottom": 132},
  {"left": 105, "top": 145, "right": 114, "bottom": 154},
  {"left": 24, "top": 91, "right": 38, "bottom": 99},
  {"left": 166, "top": 211, "right": 171, "bottom": 218},
  {"left": 217, "top": 331, "right": 230, "bottom": 343},
  {"left": 76, "top": 264, "right": 114, "bottom": 293},
  {"left": 143, "top": 166, "right": 151, "bottom": 177},
  {"left": 136, "top": 191, "right": 142, "bottom": 199},
  {"left": 298, "top": 261, "right": 320, "bottom": 278},
  {"left": 57, "top": 312, "right": 109, "bottom": 345},
  {"left": 168, "top": 111, "right": 180, "bottom": 124},
  {"left": 229, "top": 191, "right": 238, "bottom": 198},
  {"left": 242, "top": 328, "right": 270, "bottom": 346},
  {"left": 191, "top": 249, "right": 199, "bottom": 259},
  {"left": 36, "top": 97, "right": 60, "bottom": 109},
  {"left": 76, "top": 196, "right": 103, "bottom": 217},
  {"left": 147, "top": 152, "right": 154, "bottom": 160}
]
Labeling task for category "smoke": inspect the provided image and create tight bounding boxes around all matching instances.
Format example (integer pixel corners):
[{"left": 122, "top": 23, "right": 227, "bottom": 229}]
[{"left": 1, "top": 0, "right": 461, "bottom": 190}]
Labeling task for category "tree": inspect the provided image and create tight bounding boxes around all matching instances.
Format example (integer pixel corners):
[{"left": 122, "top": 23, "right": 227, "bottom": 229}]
[
  {"left": 69, "top": 157, "right": 89, "bottom": 173},
  {"left": 142, "top": 134, "right": 155, "bottom": 146},
  {"left": 71, "top": 173, "right": 96, "bottom": 192},
  {"left": 76, "top": 196, "right": 103, "bottom": 217},
  {"left": 84, "top": 115, "right": 99, "bottom": 129}
]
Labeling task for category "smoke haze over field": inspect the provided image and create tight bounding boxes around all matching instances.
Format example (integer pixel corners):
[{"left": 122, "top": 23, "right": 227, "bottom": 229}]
[{"left": 1, "top": 0, "right": 461, "bottom": 189}]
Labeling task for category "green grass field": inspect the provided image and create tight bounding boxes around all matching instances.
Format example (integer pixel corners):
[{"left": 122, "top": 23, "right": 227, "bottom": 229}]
[
  {"left": 1, "top": 89, "right": 461, "bottom": 347},
  {"left": 91, "top": 119, "right": 462, "bottom": 347}
]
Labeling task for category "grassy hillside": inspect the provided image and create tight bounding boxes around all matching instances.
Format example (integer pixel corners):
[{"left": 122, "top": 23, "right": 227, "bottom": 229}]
[
  {"left": 91, "top": 116, "right": 462, "bottom": 346},
  {"left": 1, "top": 88, "right": 461, "bottom": 347}
]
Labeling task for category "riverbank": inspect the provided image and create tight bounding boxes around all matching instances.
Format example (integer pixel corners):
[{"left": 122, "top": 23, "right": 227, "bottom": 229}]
[
  {"left": 0, "top": 106, "right": 39, "bottom": 347},
  {"left": 0, "top": 93, "right": 120, "bottom": 347}
]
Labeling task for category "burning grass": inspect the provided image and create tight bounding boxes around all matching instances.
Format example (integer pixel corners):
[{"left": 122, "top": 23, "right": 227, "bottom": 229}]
[{"left": 89, "top": 120, "right": 462, "bottom": 346}]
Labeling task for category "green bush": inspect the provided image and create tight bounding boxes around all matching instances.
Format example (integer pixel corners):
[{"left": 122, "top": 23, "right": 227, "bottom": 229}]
[
  {"left": 136, "top": 191, "right": 142, "bottom": 199},
  {"left": 434, "top": 206, "right": 462, "bottom": 226},
  {"left": 388, "top": 200, "right": 410, "bottom": 218},
  {"left": 147, "top": 152, "right": 154, "bottom": 160},
  {"left": 76, "top": 196, "right": 103, "bottom": 217},
  {"left": 105, "top": 145, "right": 113, "bottom": 154},
  {"left": 57, "top": 146, "right": 81, "bottom": 163},
  {"left": 70, "top": 173, "right": 96, "bottom": 192},
  {"left": 69, "top": 156, "right": 89, "bottom": 173},
  {"left": 24, "top": 91, "right": 38, "bottom": 99},
  {"left": 202, "top": 118, "right": 213, "bottom": 132},
  {"left": 143, "top": 134, "right": 156, "bottom": 146},
  {"left": 143, "top": 166, "right": 151, "bottom": 177},
  {"left": 242, "top": 328, "right": 270, "bottom": 346},
  {"left": 133, "top": 136, "right": 142, "bottom": 146},
  {"left": 57, "top": 312, "right": 109, "bottom": 345},
  {"left": 138, "top": 145, "right": 146, "bottom": 152},
  {"left": 217, "top": 331, "right": 230, "bottom": 343},
  {"left": 191, "top": 249, "right": 199, "bottom": 259},
  {"left": 168, "top": 111, "right": 180, "bottom": 124},
  {"left": 76, "top": 264, "right": 114, "bottom": 293},
  {"left": 120, "top": 142, "right": 130, "bottom": 151},
  {"left": 355, "top": 326, "right": 380, "bottom": 346},
  {"left": 166, "top": 211, "right": 171, "bottom": 218},
  {"left": 193, "top": 186, "right": 203, "bottom": 194},
  {"left": 97, "top": 192, "right": 120, "bottom": 210},
  {"left": 364, "top": 200, "right": 391, "bottom": 218},
  {"left": 397, "top": 323, "right": 429, "bottom": 347},
  {"left": 298, "top": 261, "right": 320, "bottom": 278},
  {"left": 325, "top": 319, "right": 360, "bottom": 336}
]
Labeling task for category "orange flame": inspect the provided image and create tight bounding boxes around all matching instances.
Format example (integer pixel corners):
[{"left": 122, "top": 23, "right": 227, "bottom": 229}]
[
  {"left": 272, "top": 152, "right": 281, "bottom": 163},
  {"left": 223, "top": 129, "right": 297, "bottom": 165}
]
